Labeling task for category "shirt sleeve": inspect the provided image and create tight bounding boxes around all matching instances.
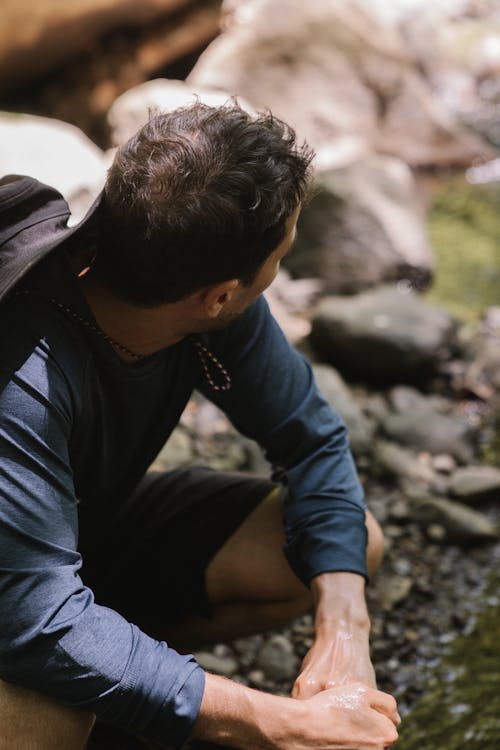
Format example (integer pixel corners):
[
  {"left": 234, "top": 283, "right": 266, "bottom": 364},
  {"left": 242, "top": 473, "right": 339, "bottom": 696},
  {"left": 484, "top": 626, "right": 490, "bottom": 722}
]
[
  {"left": 0, "top": 334, "right": 204, "bottom": 748},
  {"left": 199, "top": 295, "right": 368, "bottom": 584}
]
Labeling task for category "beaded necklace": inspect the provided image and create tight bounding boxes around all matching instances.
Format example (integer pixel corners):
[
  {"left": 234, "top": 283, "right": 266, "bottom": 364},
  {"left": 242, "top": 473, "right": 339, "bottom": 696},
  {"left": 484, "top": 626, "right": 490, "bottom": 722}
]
[{"left": 14, "top": 291, "right": 232, "bottom": 392}]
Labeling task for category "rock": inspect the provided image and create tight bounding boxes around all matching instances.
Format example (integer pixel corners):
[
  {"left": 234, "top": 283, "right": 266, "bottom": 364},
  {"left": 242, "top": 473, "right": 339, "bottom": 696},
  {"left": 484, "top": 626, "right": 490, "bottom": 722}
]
[
  {"left": 374, "top": 441, "right": 436, "bottom": 487},
  {"left": 255, "top": 634, "right": 298, "bottom": 682},
  {"left": 433, "top": 17, "right": 500, "bottom": 150},
  {"left": 464, "top": 307, "right": 500, "bottom": 395},
  {"left": 286, "top": 154, "right": 433, "bottom": 295},
  {"left": 108, "top": 79, "right": 254, "bottom": 146},
  {"left": 0, "top": 0, "right": 195, "bottom": 94},
  {"left": 189, "top": 0, "right": 488, "bottom": 167},
  {"left": 0, "top": 112, "right": 106, "bottom": 222},
  {"left": 194, "top": 650, "right": 239, "bottom": 677},
  {"left": 388, "top": 385, "right": 429, "bottom": 413},
  {"left": 381, "top": 408, "right": 473, "bottom": 464},
  {"left": 150, "top": 425, "right": 194, "bottom": 470},
  {"left": 410, "top": 495, "right": 499, "bottom": 544},
  {"left": 310, "top": 284, "right": 459, "bottom": 383},
  {"left": 449, "top": 466, "right": 500, "bottom": 504},
  {"left": 374, "top": 574, "right": 413, "bottom": 610},
  {"left": 432, "top": 454, "right": 457, "bottom": 475},
  {"left": 265, "top": 269, "right": 322, "bottom": 343},
  {"left": 312, "top": 364, "right": 375, "bottom": 455}
]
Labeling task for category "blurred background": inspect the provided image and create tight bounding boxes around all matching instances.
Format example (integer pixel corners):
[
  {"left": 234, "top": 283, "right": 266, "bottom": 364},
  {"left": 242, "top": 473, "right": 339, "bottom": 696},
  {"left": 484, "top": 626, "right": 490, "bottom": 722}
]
[{"left": 2, "top": 1, "right": 500, "bottom": 747}]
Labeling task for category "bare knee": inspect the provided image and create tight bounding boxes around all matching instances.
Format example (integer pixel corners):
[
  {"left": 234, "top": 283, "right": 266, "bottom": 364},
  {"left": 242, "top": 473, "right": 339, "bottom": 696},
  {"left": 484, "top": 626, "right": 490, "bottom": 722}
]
[
  {"left": 0, "top": 679, "right": 95, "bottom": 750},
  {"left": 365, "top": 509, "right": 384, "bottom": 577}
]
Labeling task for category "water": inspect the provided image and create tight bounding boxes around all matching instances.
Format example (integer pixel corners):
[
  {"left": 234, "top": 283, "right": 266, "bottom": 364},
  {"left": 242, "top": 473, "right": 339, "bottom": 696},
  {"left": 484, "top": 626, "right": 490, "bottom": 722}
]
[
  {"left": 396, "top": 574, "right": 500, "bottom": 749},
  {"left": 397, "top": 179, "right": 500, "bottom": 747},
  {"left": 425, "top": 179, "right": 500, "bottom": 323}
]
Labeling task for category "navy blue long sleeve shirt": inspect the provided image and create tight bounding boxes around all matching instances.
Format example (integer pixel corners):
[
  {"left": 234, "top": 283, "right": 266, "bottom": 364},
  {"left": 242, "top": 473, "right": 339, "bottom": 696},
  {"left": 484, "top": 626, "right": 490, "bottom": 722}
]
[{"left": 0, "top": 247, "right": 365, "bottom": 746}]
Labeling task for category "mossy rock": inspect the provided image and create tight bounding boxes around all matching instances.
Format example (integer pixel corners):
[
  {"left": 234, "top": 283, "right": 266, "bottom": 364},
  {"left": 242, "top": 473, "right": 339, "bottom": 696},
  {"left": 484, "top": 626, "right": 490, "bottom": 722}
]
[{"left": 425, "top": 179, "right": 500, "bottom": 322}]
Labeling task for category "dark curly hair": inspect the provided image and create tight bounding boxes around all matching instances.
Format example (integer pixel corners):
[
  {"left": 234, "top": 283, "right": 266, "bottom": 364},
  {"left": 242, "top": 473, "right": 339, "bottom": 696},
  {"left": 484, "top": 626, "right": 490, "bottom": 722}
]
[{"left": 93, "top": 101, "right": 314, "bottom": 305}]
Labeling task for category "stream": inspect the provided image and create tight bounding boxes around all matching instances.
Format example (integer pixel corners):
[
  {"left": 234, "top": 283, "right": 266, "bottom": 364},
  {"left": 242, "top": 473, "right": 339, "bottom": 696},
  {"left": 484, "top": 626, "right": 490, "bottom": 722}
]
[
  {"left": 396, "top": 176, "right": 500, "bottom": 748},
  {"left": 397, "top": 570, "right": 500, "bottom": 749}
]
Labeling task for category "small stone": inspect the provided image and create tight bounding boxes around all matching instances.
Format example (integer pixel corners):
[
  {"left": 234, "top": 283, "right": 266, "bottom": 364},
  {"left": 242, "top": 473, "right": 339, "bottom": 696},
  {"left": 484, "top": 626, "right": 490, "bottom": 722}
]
[
  {"left": 385, "top": 524, "right": 406, "bottom": 538},
  {"left": 194, "top": 651, "right": 239, "bottom": 677},
  {"left": 255, "top": 634, "right": 298, "bottom": 682},
  {"left": 390, "top": 499, "right": 411, "bottom": 522},
  {"left": 432, "top": 454, "right": 456, "bottom": 474},
  {"left": 375, "top": 574, "right": 413, "bottom": 610},
  {"left": 449, "top": 465, "right": 500, "bottom": 504},
  {"left": 426, "top": 523, "right": 447, "bottom": 541},
  {"left": 393, "top": 558, "right": 412, "bottom": 576},
  {"left": 412, "top": 495, "right": 499, "bottom": 544},
  {"left": 248, "top": 669, "right": 266, "bottom": 687}
]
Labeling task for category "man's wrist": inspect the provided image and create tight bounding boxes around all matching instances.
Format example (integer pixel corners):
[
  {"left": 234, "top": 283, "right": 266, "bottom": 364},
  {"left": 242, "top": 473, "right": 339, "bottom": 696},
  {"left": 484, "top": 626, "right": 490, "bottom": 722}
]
[
  {"left": 191, "top": 672, "right": 292, "bottom": 750},
  {"left": 311, "top": 571, "right": 371, "bottom": 634}
]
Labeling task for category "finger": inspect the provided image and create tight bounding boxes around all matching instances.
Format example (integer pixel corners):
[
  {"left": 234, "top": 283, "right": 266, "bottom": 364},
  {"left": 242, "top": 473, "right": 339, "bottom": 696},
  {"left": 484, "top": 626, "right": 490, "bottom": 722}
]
[
  {"left": 368, "top": 689, "right": 400, "bottom": 725},
  {"left": 371, "top": 714, "right": 400, "bottom": 747},
  {"left": 291, "top": 675, "right": 319, "bottom": 700}
]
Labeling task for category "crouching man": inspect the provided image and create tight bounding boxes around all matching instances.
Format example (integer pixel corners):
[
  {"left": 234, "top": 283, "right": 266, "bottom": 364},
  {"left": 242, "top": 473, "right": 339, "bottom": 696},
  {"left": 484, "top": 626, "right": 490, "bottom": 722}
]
[{"left": 0, "top": 102, "right": 399, "bottom": 749}]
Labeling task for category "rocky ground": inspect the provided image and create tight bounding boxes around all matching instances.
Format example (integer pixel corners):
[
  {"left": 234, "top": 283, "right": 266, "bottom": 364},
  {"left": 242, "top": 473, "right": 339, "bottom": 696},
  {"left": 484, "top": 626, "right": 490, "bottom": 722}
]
[{"left": 152, "top": 283, "right": 500, "bottom": 719}]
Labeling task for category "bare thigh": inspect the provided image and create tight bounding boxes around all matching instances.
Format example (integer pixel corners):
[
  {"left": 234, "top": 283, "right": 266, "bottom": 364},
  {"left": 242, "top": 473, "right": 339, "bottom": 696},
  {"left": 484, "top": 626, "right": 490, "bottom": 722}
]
[
  {"left": 205, "top": 487, "right": 308, "bottom": 605},
  {"left": 205, "top": 491, "right": 383, "bottom": 604},
  {"left": 0, "top": 679, "right": 94, "bottom": 750}
]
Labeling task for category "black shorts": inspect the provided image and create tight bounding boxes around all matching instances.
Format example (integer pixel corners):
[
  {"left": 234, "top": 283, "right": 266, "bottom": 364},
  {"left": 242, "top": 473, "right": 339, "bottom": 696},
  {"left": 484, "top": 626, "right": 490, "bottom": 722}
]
[{"left": 78, "top": 466, "right": 277, "bottom": 634}]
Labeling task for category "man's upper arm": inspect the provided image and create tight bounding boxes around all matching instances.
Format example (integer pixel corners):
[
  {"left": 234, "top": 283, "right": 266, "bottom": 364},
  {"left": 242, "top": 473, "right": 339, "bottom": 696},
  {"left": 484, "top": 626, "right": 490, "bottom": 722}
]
[
  {"left": 199, "top": 296, "right": 368, "bottom": 584},
  {"left": 0, "top": 336, "right": 204, "bottom": 748}
]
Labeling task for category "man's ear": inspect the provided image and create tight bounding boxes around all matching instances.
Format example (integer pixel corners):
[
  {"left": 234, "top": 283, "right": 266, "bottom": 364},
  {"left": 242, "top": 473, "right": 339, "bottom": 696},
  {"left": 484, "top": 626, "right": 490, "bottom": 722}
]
[{"left": 201, "top": 279, "right": 240, "bottom": 318}]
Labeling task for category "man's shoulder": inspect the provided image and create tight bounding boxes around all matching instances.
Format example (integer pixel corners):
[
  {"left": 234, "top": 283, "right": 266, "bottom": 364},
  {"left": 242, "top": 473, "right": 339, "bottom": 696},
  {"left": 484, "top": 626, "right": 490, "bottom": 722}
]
[{"left": 0, "top": 290, "right": 88, "bottom": 409}]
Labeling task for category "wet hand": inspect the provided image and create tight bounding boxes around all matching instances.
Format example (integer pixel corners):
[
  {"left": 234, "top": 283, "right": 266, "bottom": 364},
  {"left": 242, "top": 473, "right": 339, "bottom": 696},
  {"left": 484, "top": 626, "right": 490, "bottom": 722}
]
[
  {"left": 292, "top": 623, "right": 377, "bottom": 700},
  {"left": 285, "top": 682, "right": 400, "bottom": 750}
]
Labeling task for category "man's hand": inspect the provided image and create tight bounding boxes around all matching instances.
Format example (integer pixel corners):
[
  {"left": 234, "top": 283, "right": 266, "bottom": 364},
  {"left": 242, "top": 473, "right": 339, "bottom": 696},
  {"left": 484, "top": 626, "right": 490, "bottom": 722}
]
[
  {"left": 288, "top": 681, "right": 400, "bottom": 750},
  {"left": 292, "top": 571, "right": 377, "bottom": 699},
  {"left": 292, "top": 620, "right": 376, "bottom": 698},
  {"left": 193, "top": 673, "right": 400, "bottom": 750}
]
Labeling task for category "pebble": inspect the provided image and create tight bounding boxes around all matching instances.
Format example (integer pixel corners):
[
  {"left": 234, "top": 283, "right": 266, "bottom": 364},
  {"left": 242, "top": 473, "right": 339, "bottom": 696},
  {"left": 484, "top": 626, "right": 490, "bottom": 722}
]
[
  {"left": 194, "top": 651, "right": 239, "bottom": 677},
  {"left": 255, "top": 634, "right": 299, "bottom": 682}
]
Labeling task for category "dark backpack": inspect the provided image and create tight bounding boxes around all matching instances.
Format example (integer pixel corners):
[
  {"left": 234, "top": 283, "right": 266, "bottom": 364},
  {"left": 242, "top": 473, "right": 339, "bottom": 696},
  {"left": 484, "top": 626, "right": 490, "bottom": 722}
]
[{"left": 0, "top": 174, "right": 102, "bottom": 302}]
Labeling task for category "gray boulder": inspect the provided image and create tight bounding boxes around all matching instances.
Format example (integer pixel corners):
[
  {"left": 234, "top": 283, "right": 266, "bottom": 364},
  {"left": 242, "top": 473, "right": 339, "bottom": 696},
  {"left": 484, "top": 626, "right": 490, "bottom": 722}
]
[
  {"left": 0, "top": 112, "right": 106, "bottom": 223},
  {"left": 108, "top": 79, "right": 254, "bottom": 146},
  {"left": 381, "top": 407, "right": 473, "bottom": 464},
  {"left": 287, "top": 154, "right": 433, "bottom": 294},
  {"left": 189, "top": 0, "right": 488, "bottom": 167},
  {"left": 310, "top": 285, "right": 459, "bottom": 383}
]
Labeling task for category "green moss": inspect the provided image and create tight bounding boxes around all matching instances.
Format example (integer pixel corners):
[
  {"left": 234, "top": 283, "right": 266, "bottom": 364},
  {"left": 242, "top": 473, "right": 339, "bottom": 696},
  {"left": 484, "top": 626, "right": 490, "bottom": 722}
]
[
  {"left": 397, "top": 573, "right": 500, "bottom": 749},
  {"left": 425, "top": 180, "right": 500, "bottom": 322}
]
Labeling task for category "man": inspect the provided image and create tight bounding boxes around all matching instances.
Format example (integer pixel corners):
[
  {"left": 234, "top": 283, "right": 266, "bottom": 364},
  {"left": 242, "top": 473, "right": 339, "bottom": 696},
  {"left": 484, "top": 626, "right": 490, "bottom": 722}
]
[{"left": 0, "top": 102, "right": 399, "bottom": 749}]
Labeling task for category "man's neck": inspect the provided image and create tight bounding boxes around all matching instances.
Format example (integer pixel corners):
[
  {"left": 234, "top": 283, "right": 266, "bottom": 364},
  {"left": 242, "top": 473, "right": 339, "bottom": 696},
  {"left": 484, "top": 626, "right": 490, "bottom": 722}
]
[{"left": 78, "top": 273, "right": 195, "bottom": 361}]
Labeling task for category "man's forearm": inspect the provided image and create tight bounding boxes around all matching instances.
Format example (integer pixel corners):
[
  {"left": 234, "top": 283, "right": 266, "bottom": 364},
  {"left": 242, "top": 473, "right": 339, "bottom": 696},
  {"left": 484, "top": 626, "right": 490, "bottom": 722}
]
[
  {"left": 191, "top": 672, "right": 287, "bottom": 750},
  {"left": 291, "top": 570, "right": 376, "bottom": 699},
  {"left": 191, "top": 671, "right": 400, "bottom": 750},
  {"left": 311, "top": 571, "right": 370, "bottom": 634}
]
